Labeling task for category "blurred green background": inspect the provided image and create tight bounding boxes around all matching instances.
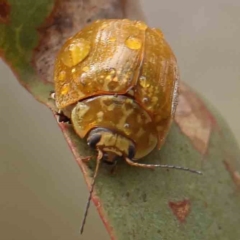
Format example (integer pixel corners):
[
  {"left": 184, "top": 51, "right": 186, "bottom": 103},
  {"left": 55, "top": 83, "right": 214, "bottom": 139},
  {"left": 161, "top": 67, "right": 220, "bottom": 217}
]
[{"left": 0, "top": 0, "right": 239, "bottom": 239}]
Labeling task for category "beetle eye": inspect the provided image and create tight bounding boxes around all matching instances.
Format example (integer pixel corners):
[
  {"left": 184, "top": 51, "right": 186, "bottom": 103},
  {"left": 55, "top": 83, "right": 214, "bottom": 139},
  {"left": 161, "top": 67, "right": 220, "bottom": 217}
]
[
  {"left": 128, "top": 144, "right": 136, "bottom": 159},
  {"left": 87, "top": 134, "right": 101, "bottom": 148}
]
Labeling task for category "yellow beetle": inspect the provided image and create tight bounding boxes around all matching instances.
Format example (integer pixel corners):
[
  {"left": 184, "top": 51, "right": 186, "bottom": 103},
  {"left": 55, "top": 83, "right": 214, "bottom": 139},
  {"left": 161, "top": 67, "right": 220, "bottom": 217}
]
[
  {"left": 53, "top": 19, "right": 181, "bottom": 163},
  {"left": 52, "top": 19, "right": 201, "bottom": 233}
]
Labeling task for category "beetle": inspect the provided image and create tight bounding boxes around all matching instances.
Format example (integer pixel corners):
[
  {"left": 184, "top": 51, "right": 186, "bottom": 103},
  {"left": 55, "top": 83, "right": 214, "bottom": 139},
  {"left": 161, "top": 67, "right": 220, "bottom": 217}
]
[{"left": 51, "top": 19, "right": 201, "bottom": 233}]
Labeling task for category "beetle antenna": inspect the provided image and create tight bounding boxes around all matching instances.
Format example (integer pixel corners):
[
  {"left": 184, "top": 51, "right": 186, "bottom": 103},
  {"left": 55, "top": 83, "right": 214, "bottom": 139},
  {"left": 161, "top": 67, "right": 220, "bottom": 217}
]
[
  {"left": 80, "top": 150, "right": 103, "bottom": 234},
  {"left": 125, "top": 158, "right": 202, "bottom": 175}
]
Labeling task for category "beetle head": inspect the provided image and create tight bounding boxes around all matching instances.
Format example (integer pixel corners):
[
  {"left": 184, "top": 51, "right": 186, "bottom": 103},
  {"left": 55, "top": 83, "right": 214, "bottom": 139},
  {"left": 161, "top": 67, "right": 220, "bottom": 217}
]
[{"left": 87, "top": 128, "right": 136, "bottom": 163}]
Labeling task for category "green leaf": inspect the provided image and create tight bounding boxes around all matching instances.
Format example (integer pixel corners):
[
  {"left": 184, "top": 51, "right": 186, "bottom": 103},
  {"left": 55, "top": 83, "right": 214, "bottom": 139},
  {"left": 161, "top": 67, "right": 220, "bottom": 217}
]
[{"left": 1, "top": 1, "right": 240, "bottom": 239}]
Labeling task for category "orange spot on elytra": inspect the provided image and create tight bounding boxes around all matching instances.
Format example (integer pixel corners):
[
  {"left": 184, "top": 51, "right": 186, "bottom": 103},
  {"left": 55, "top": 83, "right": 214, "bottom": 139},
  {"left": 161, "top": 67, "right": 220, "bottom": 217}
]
[
  {"left": 223, "top": 160, "right": 240, "bottom": 190},
  {"left": 169, "top": 199, "right": 191, "bottom": 223},
  {"left": 0, "top": 0, "right": 10, "bottom": 24}
]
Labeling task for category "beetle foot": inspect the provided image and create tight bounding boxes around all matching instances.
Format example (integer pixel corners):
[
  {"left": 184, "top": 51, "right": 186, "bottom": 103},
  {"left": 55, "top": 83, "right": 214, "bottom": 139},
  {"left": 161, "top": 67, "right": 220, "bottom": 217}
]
[
  {"left": 56, "top": 110, "right": 71, "bottom": 124},
  {"left": 110, "top": 161, "right": 118, "bottom": 175},
  {"left": 49, "top": 91, "right": 71, "bottom": 124}
]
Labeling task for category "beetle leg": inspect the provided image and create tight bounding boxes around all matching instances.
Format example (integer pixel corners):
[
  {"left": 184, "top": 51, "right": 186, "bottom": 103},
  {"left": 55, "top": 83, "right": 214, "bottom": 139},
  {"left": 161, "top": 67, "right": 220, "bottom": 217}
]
[
  {"left": 49, "top": 91, "right": 71, "bottom": 124},
  {"left": 110, "top": 160, "right": 118, "bottom": 175},
  {"left": 49, "top": 91, "right": 56, "bottom": 100},
  {"left": 48, "top": 91, "right": 71, "bottom": 123},
  {"left": 56, "top": 110, "right": 72, "bottom": 124}
]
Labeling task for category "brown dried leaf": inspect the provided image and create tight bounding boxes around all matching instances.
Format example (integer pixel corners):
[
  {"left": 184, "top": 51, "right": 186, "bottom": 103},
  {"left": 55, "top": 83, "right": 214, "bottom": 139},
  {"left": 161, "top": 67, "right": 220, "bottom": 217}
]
[{"left": 175, "top": 82, "right": 217, "bottom": 155}]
